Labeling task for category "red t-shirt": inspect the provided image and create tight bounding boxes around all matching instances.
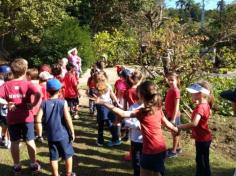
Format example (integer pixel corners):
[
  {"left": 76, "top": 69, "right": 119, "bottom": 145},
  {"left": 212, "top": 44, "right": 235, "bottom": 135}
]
[
  {"left": 127, "top": 87, "right": 139, "bottom": 106},
  {"left": 87, "top": 76, "right": 96, "bottom": 89},
  {"left": 165, "top": 87, "right": 181, "bottom": 120},
  {"left": 114, "top": 78, "right": 128, "bottom": 98},
  {"left": 64, "top": 72, "right": 78, "bottom": 98},
  {"left": 191, "top": 103, "right": 212, "bottom": 142},
  {"left": 136, "top": 108, "right": 166, "bottom": 154},
  {"left": 0, "top": 80, "right": 39, "bottom": 125},
  {"left": 40, "top": 82, "right": 49, "bottom": 101}
]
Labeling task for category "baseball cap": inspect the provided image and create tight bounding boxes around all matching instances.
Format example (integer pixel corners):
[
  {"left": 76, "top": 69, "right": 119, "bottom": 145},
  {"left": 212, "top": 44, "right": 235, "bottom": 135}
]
[
  {"left": 220, "top": 89, "right": 236, "bottom": 102},
  {"left": 121, "top": 69, "right": 131, "bottom": 78},
  {"left": 186, "top": 83, "right": 210, "bottom": 95},
  {"left": 47, "top": 79, "right": 61, "bottom": 91},
  {"left": 0, "top": 64, "right": 11, "bottom": 74},
  {"left": 39, "top": 71, "right": 53, "bottom": 81}
]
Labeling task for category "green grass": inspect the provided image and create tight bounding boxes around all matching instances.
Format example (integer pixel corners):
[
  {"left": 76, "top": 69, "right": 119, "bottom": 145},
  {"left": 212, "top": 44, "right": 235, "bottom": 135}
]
[{"left": 0, "top": 108, "right": 235, "bottom": 176}]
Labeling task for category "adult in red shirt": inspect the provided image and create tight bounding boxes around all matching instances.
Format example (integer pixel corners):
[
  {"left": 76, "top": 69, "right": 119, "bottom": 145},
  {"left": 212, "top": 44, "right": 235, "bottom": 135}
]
[
  {"left": 0, "top": 58, "right": 41, "bottom": 174},
  {"left": 64, "top": 63, "right": 79, "bottom": 119},
  {"left": 178, "top": 82, "right": 212, "bottom": 176},
  {"left": 95, "top": 81, "right": 178, "bottom": 176}
]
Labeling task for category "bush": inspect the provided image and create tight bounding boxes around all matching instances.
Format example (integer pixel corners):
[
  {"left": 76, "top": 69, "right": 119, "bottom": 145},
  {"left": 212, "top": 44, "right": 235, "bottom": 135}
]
[{"left": 31, "top": 18, "right": 95, "bottom": 70}]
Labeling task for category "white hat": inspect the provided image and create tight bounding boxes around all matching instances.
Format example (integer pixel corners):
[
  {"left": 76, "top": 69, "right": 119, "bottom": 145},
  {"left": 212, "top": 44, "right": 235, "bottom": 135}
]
[
  {"left": 39, "top": 71, "right": 53, "bottom": 81},
  {"left": 186, "top": 83, "right": 210, "bottom": 95}
]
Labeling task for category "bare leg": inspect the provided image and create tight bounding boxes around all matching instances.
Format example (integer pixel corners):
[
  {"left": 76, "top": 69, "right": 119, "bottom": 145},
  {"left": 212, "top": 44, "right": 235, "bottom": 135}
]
[
  {"left": 26, "top": 140, "right": 37, "bottom": 163},
  {"left": 51, "top": 160, "right": 59, "bottom": 176},
  {"left": 172, "top": 133, "right": 180, "bottom": 153},
  {"left": 65, "top": 156, "right": 73, "bottom": 175},
  {"left": 11, "top": 140, "right": 20, "bottom": 165}
]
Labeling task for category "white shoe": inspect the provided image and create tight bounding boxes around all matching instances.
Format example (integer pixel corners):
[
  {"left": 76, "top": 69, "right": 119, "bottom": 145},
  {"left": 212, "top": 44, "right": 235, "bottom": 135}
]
[
  {"left": 74, "top": 114, "right": 80, "bottom": 119},
  {"left": 4, "top": 140, "right": 11, "bottom": 149}
]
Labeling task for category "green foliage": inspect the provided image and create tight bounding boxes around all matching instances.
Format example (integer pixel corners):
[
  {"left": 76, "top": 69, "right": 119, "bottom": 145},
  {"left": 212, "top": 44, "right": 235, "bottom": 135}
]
[
  {"left": 93, "top": 30, "right": 139, "bottom": 65},
  {"left": 31, "top": 18, "right": 95, "bottom": 69}
]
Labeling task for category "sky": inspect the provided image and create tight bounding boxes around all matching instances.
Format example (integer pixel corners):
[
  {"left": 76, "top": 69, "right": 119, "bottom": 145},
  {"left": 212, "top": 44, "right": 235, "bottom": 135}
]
[{"left": 165, "top": 0, "right": 235, "bottom": 9}]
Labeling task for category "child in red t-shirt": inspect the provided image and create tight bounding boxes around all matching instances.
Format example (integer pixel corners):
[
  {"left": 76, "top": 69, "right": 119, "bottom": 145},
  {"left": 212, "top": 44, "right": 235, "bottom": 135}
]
[
  {"left": 178, "top": 81, "right": 213, "bottom": 176},
  {"left": 94, "top": 80, "right": 178, "bottom": 176},
  {"left": 64, "top": 63, "right": 80, "bottom": 119},
  {"left": 164, "top": 72, "right": 181, "bottom": 158},
  {"left": 0, "top": 58, "right": 41, "bottom": 175},
  {"left": 39, "top": 71, "right": 53, "bottom": 101}
]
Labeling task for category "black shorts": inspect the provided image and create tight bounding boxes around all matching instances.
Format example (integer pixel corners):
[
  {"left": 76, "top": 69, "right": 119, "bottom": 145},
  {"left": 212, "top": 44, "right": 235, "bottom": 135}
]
[
  {"left": 0, "top": 116, "right": 7, "bottom": 126},
  {"left": 8, "top": 122, "right": 35, "bottom": 142},
  {"left": 65, "top": 98, "right": 79, "bottom": 108},
  {"left": 48, "top": 138, "right": 74, "bottom": 161},
  {"left": 140, "top": 151, "right": 166, "bottom": 174}
]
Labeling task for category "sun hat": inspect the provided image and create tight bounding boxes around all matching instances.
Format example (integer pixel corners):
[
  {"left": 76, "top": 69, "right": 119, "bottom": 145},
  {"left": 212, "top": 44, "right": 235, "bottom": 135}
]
[
  {"left": 186, "top": 83, "right": 210, "bottom": 95},
  {"left": 220, "top": 89, "right": 236, "bottom": 102},
  {"left": 39, "top": 71, "right": 53, "bottom": 81},
  {"left": 47, "top": 79, "right": 61, "bottom": 91},
  {"left": 0, "top": 64, "right": 11, "bottom": 74}
]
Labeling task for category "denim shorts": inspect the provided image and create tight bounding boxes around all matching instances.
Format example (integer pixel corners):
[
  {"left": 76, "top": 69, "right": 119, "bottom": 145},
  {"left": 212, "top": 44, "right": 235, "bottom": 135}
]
[
  {"left": 8, "top": 122, "right": 35, "bottom": 142},
  {"left": 140, "top": 151, "right": 166, "bottom": 174},
  {"left": 48, "top": 138, "right": 74, "bottom": 161},
  {"left": 175, "top": 116, "right": 181, "bottom": 126},
  {"left": 96, "top": 105, "right": 116, "bottom": 122}
]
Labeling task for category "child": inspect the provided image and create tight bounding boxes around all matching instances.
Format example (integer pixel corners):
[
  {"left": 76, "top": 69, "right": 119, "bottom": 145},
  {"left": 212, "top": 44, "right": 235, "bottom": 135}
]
[
  {"left": 87, "top": 69, "right": 97, "bottom": 115},
  {"left": 51, "top": 63, "right": 65, "bottom": 99},
  {"left": 94, "top": 80, "right": 178, "bottom": 176},
  {"left": 60, "top": 58, "right": 68, "bottom": 79},
  {"left": 177, "top": 81, "right": 213, "bottom": 176},
  {"left": 36, "top": 79, "right": 76, "bottom": 176},
  {"left": 64, "top": 63, "right": 80, "bottom": 119},
  {"left": 0, "top": 58, "right": 41, "bottom": 175},
  {"left": 39, "top": 71, "right": 53, "bottom": 101},
  {"left": 164, "top": 72, "right": 182, "bottom": 157},
  {"left": 94, "top": 71, "right": 122, "bottom": 147},
  {"left": 124, "top": 100, "right": 143, "bottom": 176},
  {"left": 26, "top": 68, "right": 44, "bottom": 142},
  {"left": 68, "top": 48, "right": 82, "bottom": 77},
  {"left": 0, "top": 64, "right": 12, "bottom": 149}
]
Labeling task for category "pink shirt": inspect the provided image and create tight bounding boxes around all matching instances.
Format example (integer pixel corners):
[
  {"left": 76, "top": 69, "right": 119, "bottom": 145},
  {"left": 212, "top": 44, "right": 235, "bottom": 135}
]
[
  {"left": 136, "top": 108, "right": 166, "bottom": 154},
  {"left": 0, "top": 80, "right": 39, "bottom": 125},
  {"left": 165, "top": 87, "right": 181, "bottom": 120},
  {"left": 114, "top": 78, "right": 128, "bottom": 98},
  {"left": 191, "top": 103, "right": 212, "bottom": 142},
  {"left": 64, "top": 72, "right": 78, "bottom": 98},
  {"left": 30, "top": 80, "right": 42, "bottom": 116}
]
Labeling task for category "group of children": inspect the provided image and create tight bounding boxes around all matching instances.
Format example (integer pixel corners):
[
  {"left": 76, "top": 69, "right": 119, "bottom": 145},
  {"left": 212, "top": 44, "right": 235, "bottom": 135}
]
[
  {"left": 0, "top": 55, "right": 214, "bottom": 176},
  {"left": 0, "top": 53, "right": 81, "bottom": 176}
]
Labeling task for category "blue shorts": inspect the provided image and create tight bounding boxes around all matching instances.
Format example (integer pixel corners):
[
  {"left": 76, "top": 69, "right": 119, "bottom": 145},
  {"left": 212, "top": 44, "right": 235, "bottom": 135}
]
[
  {"left": 48, "top": 138, "right": 74, "bottom": 161},
  {"left": 96, "top": 105, "right": 116, "bottom": 122},
  {"left": 140, "top": 151, "right": 166, "bottom": 174},
  {"left": 174, "top": 116, "right": 181, "bottom": 126},
  {"left": 8, "top": 122, "right": 35, "bottom": 142}
]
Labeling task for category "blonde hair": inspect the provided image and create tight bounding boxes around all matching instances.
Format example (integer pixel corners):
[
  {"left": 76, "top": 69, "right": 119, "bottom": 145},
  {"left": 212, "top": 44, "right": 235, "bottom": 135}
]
[
  {"left": 129, "top": 70, "right": 143, "bottom": 86},
  {"left": 95, "top": 71, "right": 109, "bottom": 95},
  {"left": 10, "top": 58, "right": 28, "bottom": 78},
  {"left": 197, "top": 80, "right": 214, "bottom": 108},
  {"left": 26, "top": 68, "right": 39, "bottom": 80}
]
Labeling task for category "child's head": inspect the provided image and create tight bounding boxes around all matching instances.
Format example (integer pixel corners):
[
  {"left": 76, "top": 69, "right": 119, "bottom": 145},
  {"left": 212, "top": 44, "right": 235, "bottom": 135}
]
[
  {"left": 186, "top": 82, "right": 211, "bottom": 104},
  {"left": 137, "top": 81, "right": 162, "bottom": 113},
  {"left": 40, "top": 64, "right": 51, "bottom": 73},
  {"left": 197, "top": 80, "right": 214, "bottom": 108},
  {"left": 165, "top": 71, "right": 180, "bottom": 88},
  {"left": 129, "top": 70, "right": 143, "bottom": 86},
  {"left": 51, "top": 63, "right": 62, "bottom": 77},
  {"left": 66, "top": 63, "right": 76, "bottom": 72},
  {"left": 26, "top": 68, "right": 39, "bottom": 81},
  {"left": 46, "top": 79, "right": 61, "bottom": 96},
  {"left": 95, "top": 71, "right": 108, "bottom": 95},
  {"left": 39, "top": 71, "right": 53, "bottom": 82},
  {"left": 60, "top": 58, "right": 68, "bottom": 68},
  {"left": 10, "top": 58, "right": 28, "bottom": 78},
  {"left": 0, "top": 64, "right": 11, "bottom": 80}
]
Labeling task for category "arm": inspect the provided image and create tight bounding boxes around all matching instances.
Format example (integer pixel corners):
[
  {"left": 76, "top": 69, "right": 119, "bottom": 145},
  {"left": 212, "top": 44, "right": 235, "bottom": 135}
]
[
  {"left": 68, "top": 48, "right": 77, "bottom": 56},
  {"left": 64, "top": 101, "right": 75, "bottom": 141},
  {"left": 162, "top": 115, "right": 178, "bottom": 132},
  {"left": 35, "top": 108, "right": 43, "bottom": 137},
  {"left": 109, "top": 87, "right": 122, "bottom": 108},
  {"left": 178, "top": 114, "right": 201, "bottom": 129},
  {"left": 124, "top": 118, "right": 140, "bottom": 129},
  {"left": 32, "top": 92, "right": 41, "bottom": 107},
  {"left": 170, "top": 98, "right": 180, "bottom": 122}
]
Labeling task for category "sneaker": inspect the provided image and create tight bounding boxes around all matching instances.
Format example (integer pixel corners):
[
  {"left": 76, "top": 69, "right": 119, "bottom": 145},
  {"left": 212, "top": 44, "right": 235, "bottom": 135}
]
[
  {"left": 176, "top": 148, "right": 182, "bottom": 154},
  {"left": 166, "top": 150, "right": 177, "bottom": 158},
  {"left": 73, "top": 114, "right": 80, "bottom": 120},
  {"left": 4, "top": 140, "right": 11, "bottom": 149},
  {"left": 30, "top": 161, "right": 41, "bottom": 173},
  {"left": 35, "top": 136, "right": 44, "bottom": 143},
  {"left": 107, "top": 140, "right": 121, "bottom": 147},
  {"left": 13, "top": 165, "right": 22, "bottom": 175},
  {"left": 96, "top": 140, "right": 103, "bottom": 147},
  {"left": 66, "top": 172, "right": 77, "bottom": 176}
]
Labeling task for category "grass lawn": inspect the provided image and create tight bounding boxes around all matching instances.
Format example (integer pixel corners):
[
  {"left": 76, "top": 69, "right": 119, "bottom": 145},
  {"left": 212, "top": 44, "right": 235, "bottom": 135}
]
[{"left": 0, "top": 108, "right": 235, "bottom": 176}]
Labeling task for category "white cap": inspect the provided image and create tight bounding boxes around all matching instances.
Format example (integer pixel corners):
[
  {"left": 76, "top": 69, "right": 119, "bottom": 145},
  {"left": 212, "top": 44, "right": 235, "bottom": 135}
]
[
  {"left": 39, "top": 71, "right": 53, "bottom": 81},
  {"left": 186, "top": 83, "right": 210, "bottom": 95}
]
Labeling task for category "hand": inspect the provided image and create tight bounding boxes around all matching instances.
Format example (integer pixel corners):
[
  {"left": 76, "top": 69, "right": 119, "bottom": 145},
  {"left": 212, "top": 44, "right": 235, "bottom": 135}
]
[
  {"left": 8, "top": 102, "right": 16, "bottom": 111},
  {"left": 70, "top": 133, "right": 75, "bottom": 143}
]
